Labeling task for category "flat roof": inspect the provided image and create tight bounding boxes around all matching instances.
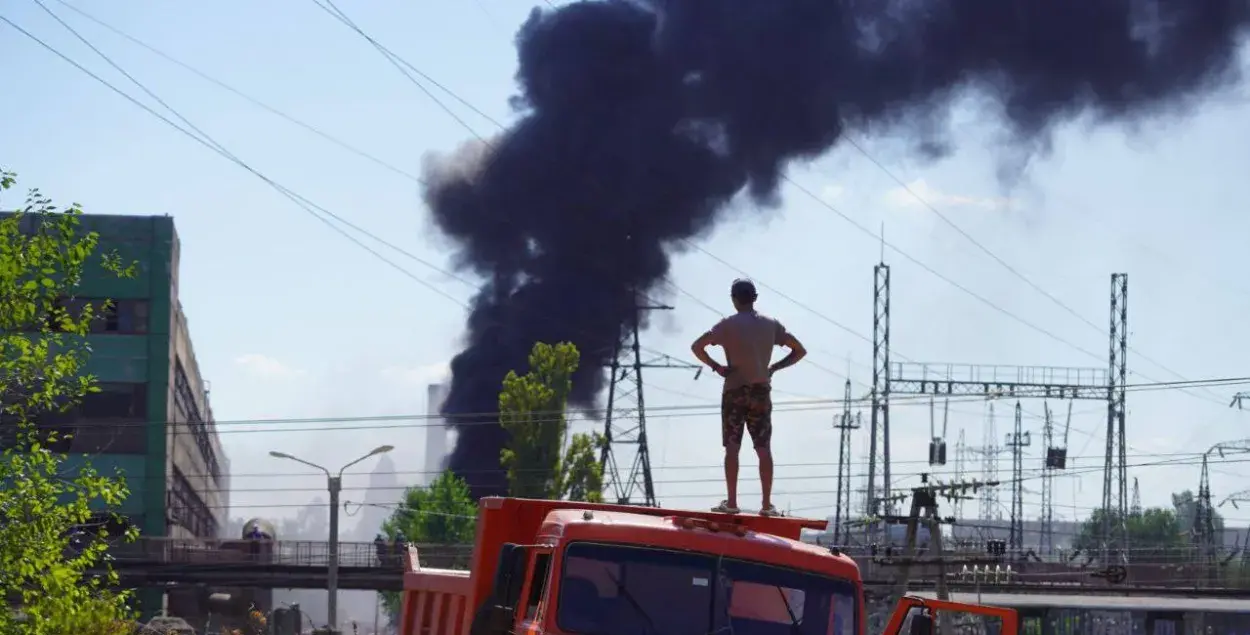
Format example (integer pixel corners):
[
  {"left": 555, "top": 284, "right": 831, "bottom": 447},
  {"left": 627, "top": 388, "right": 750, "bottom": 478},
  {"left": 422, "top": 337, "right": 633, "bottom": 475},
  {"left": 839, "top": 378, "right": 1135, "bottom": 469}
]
[{"left": 911, "top": 592, "right": 1250, "bottom": 613}]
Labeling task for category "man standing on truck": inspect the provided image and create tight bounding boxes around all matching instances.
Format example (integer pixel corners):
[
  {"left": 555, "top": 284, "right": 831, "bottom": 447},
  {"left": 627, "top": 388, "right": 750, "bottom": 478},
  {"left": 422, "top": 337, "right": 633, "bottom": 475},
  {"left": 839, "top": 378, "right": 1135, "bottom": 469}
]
[{"left": 691, "top": 278, "right": 807, "bottom": 517}]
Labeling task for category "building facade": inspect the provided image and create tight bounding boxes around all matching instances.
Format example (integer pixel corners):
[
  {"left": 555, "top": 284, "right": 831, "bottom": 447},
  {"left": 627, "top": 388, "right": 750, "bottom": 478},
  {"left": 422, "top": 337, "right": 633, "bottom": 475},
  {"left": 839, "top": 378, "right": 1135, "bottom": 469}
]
[{"left": 8, "top": 212, "right": 228, "bottom": 540}]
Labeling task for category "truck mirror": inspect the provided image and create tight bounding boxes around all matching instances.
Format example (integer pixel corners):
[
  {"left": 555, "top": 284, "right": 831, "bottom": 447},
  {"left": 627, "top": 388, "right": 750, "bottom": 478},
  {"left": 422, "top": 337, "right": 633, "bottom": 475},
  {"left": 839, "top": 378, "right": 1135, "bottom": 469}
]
[
  {"left": 470, "top": 542, "right": 531, "bottom": 635},
  {"left": 492, "top": 543, "right": 530, "bottom": 609},
  {"left": 908, "top": 613, "right": 934, "bottom": 635}
]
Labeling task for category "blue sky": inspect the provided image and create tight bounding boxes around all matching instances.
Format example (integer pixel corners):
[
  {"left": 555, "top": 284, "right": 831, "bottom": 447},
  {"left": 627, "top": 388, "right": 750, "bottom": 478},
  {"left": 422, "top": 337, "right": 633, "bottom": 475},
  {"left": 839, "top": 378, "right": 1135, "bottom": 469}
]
[{"left": 4, "top": 0, "right": 1250, "bottom": 540}]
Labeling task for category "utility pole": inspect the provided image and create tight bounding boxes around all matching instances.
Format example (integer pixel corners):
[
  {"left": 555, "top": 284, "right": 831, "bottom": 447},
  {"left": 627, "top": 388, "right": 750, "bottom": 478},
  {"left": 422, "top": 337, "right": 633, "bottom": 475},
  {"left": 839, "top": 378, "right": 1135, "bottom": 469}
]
[
  {"left": 1100, "top": 273, "right": 1130, "bottom": 569},
  {"left": 953, "top": 429, "right": 967, "bottom": 519},
  {"left": 868, "top": 262, "right": 892, "bottom": 522},
  {"left": 1196, "top": 453, "right": 1216, "bottom": 585},
  {"left": 833, "top": 379, "right": 861, "bottom": 545},
  {"left": 1194, "top": 440, "right": 1250, "bottom": 585},
  {"left": 1005, "top": 401, "right": 1031, "bottom": 554},
  {"left": 1131, "top": 478, "right": 1141, "bottom": 516},
  {"left": 872, "top": 476, "right": 997, "bottom": 635},
  {"left": 599, "top": 298, "right": 700, "bottom": 506},
  {"left": 269, "top": 446, "right": 393, "bottom": 632},
  {"left": 969, "top": 402, "right": 1003, "bottom": 523}
]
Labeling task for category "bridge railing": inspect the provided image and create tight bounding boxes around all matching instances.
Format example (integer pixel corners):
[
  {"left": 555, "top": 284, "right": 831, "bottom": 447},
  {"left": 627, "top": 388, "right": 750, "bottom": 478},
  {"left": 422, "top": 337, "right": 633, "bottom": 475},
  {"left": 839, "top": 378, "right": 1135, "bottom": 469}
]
[
  {"left": 107, "top": 538, "right": 473, "bottom": 569},
  {"left": 104, "top": 537, "right": 1250, "bottom": 590}
]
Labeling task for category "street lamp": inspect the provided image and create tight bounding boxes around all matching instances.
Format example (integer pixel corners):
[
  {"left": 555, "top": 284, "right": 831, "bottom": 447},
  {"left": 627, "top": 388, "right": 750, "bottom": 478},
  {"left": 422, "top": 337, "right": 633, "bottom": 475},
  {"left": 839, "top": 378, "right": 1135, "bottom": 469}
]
[{"left": 269, "top": 445, "right": 394, "bottom": 630}]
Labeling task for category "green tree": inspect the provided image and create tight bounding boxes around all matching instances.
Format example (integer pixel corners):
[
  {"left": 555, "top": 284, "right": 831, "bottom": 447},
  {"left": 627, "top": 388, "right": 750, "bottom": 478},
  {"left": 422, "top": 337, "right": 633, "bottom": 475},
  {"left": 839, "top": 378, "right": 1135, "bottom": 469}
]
[
  {"left": 1074, "top": 506, "right": 1186, "bottom": 561},
  {"left": 498, "top": 341, "right": 604, "bottom": 501},
  {"left": 560, "top": 430, "right": 605, "bottom": 504},
  {"left": 382, "top": 470, "right": 478, "bottom": 546},
  {"left": 0, "top": 170, "right": 139, "bottom": 634},
  {"left": 378, "top": 470, "right": 478, "bottom": 623}
]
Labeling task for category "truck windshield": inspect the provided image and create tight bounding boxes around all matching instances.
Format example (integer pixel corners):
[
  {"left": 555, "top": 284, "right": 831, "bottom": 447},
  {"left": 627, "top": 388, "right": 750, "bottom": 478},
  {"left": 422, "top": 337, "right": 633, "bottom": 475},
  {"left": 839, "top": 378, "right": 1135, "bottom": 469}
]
[{"left": 557, "top": 542, "right": 857, "bottom": 635}]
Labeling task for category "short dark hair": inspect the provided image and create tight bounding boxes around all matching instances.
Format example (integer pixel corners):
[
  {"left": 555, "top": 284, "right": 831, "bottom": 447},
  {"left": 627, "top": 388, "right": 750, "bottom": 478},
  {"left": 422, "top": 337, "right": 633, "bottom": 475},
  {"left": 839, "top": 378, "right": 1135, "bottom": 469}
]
[{"left": 731, "top": 278, "right": 758, "bottom": 302}]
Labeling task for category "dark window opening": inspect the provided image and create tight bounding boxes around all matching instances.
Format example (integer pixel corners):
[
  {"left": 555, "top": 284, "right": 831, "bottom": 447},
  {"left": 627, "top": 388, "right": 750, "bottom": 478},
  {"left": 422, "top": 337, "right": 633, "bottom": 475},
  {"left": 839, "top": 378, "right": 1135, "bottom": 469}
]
[
  {"left": 81, "top": 382, "right": 148, "bottom": 420},
  {"left": 174, "top": 359, "right": 221, "bottom": 485},
  {"left": 50, "top": 383, "right": 148, "bottom": 454},
  {"left": 526, "top": 553, "right": 552, "bottom": 619},
  {"left": 34, "top": 298, "right": 149, "bottom": 334},
  {"left": 167, "top": 467, "right": 217, "bottom": 538}
]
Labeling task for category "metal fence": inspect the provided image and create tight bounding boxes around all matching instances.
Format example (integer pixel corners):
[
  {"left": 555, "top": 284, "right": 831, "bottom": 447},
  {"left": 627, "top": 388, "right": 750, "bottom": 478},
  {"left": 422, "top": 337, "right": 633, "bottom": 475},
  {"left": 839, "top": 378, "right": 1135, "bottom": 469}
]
[{"left": 108, "top": 538, "right": 473, "bottom": 569}]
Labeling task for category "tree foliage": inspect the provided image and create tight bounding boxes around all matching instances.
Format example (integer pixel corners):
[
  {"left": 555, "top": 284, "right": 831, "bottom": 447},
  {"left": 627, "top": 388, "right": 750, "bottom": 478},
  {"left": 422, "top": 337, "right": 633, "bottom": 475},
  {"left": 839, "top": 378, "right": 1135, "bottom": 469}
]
[
  {"left": 0, "top": 170, "right": 139, "bottom": 634},
  {"left": 498, "top": 342, "right": 603, "bottom": 502},
  {"left": 382, "top": 470, "right": 478, "bottom": 546},
  {"left": 1074, "top": 505, "right": 1187, "bottom": 560},
  {"left": 379, "top": 470, "right": 477, "bottom": 624}
]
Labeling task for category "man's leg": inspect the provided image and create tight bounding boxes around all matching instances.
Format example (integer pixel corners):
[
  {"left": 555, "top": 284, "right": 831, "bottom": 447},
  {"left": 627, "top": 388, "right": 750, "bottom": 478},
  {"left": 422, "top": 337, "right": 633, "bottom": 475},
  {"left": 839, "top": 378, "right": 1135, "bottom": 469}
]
[
  {"left": 757, "top": 446, "right": 773, "bottom": 511},
  {"left": 724, "top": 443, "right": 741, "bottom": 510},
  {"left": 716, "top": 388, "right": 746, "bottom": 513},
  {"left": 745, "top": 385, "right": 776, "bottom": 515}
]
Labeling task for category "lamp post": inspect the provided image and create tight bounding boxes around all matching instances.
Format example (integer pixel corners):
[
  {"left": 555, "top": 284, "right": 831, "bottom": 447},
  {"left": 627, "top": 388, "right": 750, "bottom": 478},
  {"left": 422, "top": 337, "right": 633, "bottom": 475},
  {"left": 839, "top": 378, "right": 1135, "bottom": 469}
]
[{"left": 269, "top": 445, "right": 394, "bottom": 631}]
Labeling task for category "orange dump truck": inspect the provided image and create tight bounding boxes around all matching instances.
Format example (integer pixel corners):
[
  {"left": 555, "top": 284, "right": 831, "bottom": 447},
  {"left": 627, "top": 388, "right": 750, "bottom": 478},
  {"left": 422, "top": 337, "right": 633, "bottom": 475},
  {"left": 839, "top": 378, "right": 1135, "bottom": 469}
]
[{"left": 399, "top": 498, "right": 1016, "bottom": 635}]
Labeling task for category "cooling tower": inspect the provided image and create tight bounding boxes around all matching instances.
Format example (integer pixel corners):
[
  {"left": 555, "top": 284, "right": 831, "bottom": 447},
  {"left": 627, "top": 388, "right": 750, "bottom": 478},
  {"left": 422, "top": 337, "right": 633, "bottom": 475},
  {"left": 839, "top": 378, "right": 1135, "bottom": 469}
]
[{"left": 425, "top": 383, "right": 450, "bottom": 485}]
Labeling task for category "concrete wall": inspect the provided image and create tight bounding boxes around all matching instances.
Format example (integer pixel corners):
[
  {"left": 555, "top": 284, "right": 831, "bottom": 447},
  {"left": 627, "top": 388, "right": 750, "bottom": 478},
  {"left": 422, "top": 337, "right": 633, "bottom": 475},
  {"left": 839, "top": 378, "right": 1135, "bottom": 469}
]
[{"left": 164, "top": 227, "right": 228, "bottom": 538}]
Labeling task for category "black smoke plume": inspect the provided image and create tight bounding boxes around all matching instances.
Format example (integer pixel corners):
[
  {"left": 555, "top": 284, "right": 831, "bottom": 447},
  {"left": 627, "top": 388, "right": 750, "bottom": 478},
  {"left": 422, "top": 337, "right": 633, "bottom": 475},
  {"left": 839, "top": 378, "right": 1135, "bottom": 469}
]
[{"left": 424, "top": 0, "right": 1248, "bottom": 500}]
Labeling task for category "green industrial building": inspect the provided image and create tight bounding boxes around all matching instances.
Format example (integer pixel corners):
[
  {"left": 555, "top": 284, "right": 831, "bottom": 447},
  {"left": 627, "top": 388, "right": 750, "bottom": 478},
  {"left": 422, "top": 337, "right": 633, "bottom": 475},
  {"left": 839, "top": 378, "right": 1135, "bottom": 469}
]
[
  {"left": 7, "top": 212, "right": 229, "bottom": 614},
  {"left": 59, "top": 213, "right": 228, "bottom": 539}
]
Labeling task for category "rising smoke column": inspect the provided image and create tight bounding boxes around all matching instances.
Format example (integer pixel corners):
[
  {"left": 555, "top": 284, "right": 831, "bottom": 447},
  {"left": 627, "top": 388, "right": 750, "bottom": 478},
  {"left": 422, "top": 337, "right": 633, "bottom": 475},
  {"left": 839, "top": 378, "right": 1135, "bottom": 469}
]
[{"left": 423, "top": 0, "right": 1249, "bottom": 500}]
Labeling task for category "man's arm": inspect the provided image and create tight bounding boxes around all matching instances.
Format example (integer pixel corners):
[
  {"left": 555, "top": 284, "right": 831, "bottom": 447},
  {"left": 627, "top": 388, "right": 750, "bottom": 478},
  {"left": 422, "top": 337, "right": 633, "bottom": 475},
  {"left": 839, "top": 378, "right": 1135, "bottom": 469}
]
[
  {"left": 769, "top": 331, "right": 807, "bottom": 375},
  {"left": 691, "top": 329, "right": 729, "bottom": 376}
]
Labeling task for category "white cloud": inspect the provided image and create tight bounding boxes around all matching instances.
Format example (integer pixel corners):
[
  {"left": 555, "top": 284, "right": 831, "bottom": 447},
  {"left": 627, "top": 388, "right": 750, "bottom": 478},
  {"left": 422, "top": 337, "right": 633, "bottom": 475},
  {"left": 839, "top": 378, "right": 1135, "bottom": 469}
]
[
  {"left": 820, "top": 184, "right": 846, "bottom": 202},
  {"left": 379, "top": 361, "right": 451, "bottom": 387},
  {"left": 233, "top": 354, "right": 305, "bottom": 379},
  {"left": 883, "top": 178, "right": 1017, "bottom": 212}
]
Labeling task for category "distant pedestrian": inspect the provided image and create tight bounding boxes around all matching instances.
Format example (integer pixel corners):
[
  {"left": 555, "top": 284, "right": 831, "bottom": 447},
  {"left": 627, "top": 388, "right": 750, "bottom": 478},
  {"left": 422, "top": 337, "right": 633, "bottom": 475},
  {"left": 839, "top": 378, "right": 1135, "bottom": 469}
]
[
  {"left": 374, "top": 534, "right": 386, "bottom": 567},
  {"left": 691, "top": 279, "right": 806, "bottom": 517}
]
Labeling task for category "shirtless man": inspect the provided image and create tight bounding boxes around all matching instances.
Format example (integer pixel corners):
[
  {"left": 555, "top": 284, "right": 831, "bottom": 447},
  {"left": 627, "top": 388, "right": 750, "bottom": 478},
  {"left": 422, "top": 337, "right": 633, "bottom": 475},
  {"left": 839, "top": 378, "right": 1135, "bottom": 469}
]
[{"left": 691, "top": 279, "right": 807, "bottom": 516}]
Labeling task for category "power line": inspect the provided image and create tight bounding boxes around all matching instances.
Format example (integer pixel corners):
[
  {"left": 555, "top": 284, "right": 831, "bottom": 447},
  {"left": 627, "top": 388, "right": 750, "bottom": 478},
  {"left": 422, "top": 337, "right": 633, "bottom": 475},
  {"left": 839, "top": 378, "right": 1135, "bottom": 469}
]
[
  {"left": 31, "top": 1, "right": 864, "bottom": 390},
  {"left": 19, "top": 374, "right": 1248, "bottom": 434},
  {"left": 182, "top": 454, "right": 1250, "bottom": 511},
  {"left": 2, "top": 6, "right": 751, "bottom": 390},
  {"left": 159, "top": 448, "right": 1228, "bottom": 482},
  {"left": 784, "top": 175, "right": 1106, "bottom": 364},
  {"left": 46, "top": 0, "right": 425, "bottom": 185},
  {"left": 841, "top": 133, "right": 1230, "bottom": 410}
]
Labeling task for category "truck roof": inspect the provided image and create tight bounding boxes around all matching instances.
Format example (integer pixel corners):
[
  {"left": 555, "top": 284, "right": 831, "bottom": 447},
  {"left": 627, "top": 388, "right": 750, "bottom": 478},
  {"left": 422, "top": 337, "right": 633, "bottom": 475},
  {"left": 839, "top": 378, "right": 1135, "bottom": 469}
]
[{"left": 539, "top": 507, "right": 840, "bottom": 559}]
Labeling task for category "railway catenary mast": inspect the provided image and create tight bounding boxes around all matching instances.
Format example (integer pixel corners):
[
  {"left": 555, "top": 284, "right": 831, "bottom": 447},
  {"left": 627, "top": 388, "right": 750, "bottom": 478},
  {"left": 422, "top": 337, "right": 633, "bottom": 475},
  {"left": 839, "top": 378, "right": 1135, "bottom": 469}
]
[{"left": 871, "top": 267, "right": 1130, "bottom": 568}]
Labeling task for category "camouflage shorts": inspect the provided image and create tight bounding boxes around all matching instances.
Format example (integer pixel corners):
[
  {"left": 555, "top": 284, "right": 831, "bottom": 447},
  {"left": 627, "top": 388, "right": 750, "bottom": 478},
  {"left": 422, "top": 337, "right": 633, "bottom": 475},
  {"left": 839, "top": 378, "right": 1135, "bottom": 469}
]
[{"left": 721, "top": 383, "right": 773, "bottom": 449}]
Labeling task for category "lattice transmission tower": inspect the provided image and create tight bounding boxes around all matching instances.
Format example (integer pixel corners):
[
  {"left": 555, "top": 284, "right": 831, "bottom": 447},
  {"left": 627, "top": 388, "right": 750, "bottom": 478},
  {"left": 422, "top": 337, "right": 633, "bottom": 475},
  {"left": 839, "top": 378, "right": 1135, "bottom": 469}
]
[
  {"left": 1100, "top": 273, "right": 1129, "bottom": 567},
  {"left": 1006, "top": 401, "right": 1031, "bottom": 553},
  {"left": 867, "top": 262, "right": 891, "bottom": 518},
  {"left": 599, "top": 300, "right": 699, "bottom": 506},
  {"left": 975, "top": 402, "right": 1002, "bottom": 522},
  {"left": 833, "top": 379, "right": 861, "bottom": 545}
]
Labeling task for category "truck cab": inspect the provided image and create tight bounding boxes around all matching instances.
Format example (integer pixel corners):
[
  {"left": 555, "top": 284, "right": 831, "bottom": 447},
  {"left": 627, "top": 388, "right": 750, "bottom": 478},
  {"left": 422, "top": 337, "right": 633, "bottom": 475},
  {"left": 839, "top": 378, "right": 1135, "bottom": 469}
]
[{"left": 399, "top": 498, "right": 1015, "bottom": 635}]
